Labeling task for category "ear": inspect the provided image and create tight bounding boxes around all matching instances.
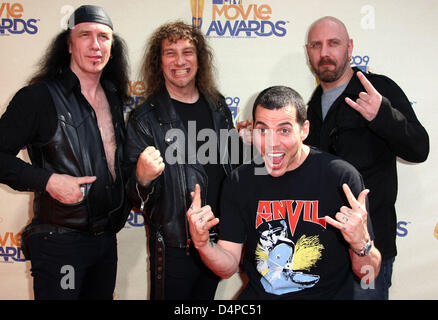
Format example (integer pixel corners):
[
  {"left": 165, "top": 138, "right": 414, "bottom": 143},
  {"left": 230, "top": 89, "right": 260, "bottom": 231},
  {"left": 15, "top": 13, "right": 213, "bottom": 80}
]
[
  {"left": 67, "top": 36, "right": 72, "bottom": 54},
  {"left": 301, "top": 120, "right": 310, "bottom": 141},
  {"left": 348, "top": 38, "right": 354, "bottom": 59}
]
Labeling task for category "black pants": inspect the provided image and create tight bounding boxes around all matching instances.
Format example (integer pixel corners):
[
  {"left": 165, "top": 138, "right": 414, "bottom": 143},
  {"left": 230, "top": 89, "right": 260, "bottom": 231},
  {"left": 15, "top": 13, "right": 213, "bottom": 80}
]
[
  {"left": 29, "top": 231, "right": 117, "bottom": 300},
  {"left": 149, "top": 236, "right": 219, "bottom": 300}
]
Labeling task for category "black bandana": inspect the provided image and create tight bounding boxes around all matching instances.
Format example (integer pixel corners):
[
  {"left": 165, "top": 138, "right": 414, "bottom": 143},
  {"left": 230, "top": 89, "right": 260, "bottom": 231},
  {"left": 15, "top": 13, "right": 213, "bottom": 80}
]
[{"left": 68, "top": 5, "right": 113, "bottom": 30}]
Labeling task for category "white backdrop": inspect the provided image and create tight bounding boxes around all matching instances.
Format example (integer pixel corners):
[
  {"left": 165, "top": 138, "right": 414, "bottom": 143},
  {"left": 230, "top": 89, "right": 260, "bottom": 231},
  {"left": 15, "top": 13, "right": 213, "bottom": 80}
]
[{"left": 0, "top": 0, "right": 436, "bottom": 300}]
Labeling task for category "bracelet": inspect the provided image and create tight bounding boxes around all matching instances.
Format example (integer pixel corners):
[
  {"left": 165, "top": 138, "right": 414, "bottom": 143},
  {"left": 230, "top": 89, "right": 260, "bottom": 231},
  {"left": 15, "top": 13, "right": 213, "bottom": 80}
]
[{"left": 351, "top": 238, "right": 372, "bottom": 257}]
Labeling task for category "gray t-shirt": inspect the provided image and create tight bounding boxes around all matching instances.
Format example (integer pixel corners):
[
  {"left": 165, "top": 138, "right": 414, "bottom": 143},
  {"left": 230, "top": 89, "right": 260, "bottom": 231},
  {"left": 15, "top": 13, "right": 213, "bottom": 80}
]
[{"left": 321, "top": 82, "right": 348, "bottom": 120}]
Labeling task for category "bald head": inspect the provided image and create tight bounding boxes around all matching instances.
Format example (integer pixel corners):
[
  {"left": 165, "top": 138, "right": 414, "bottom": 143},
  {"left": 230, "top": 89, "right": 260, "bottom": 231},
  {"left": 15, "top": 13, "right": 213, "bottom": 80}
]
[{"left": 307, "top": 16, "right": 350, "bottom": 44}]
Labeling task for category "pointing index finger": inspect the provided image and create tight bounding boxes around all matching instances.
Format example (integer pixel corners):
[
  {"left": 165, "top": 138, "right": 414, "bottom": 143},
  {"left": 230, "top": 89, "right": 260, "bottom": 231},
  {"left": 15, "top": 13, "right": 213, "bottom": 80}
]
[
  {"left": 190, "top": 184, "right": 202, "bottom": 212},
  {"left": 356, "top": 71, "right": 377, "bottom": 95}
]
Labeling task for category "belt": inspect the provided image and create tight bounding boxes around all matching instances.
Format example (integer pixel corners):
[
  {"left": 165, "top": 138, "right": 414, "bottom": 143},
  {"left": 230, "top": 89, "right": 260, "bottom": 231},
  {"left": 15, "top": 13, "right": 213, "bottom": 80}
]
[
  {"left": 154, "top": 230, "right": 165, "bottom": 300},
  {"left": 21, "top": 222, "right": 109, "bottom": 260},
  {"left": 24, "top": 222, "right": 107, "bottom": 237}
]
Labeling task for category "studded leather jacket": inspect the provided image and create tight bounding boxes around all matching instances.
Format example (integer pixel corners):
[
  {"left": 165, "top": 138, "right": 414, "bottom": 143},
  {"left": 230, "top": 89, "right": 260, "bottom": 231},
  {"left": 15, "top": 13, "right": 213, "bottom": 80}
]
[{"left": 124, "top": 89, "right": 241, "bottom": 248}]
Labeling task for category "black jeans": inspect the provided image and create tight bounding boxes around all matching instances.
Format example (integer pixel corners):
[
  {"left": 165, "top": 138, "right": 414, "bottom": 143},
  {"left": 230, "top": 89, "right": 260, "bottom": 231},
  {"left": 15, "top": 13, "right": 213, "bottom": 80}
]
[
  {"left": 29, "top": 231, "right": 117, "bottom": 300},
  {"left": 352, "top": 257, "right": 395, "bottom": 300},
  {"left": 149, "top": 236, "right": 219, "bottom": 300}
]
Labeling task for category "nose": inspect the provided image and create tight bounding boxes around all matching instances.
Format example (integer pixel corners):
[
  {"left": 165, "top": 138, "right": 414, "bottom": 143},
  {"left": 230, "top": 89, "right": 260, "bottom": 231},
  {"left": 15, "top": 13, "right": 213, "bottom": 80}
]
[
  {"left": 264, "top": 130, "right": 280, "bottom": 150},
  {"left": 271, "top": 131, "right": 281, "bottom": 148},
  {"left": 90, "top": 34, "right": 100, "bottom": 51},
  {"left": 175, "top": 52, "right": 186, "bottom": 66},
  {"left": 320, "top": 42, "right": 330, "bottom": 57}
]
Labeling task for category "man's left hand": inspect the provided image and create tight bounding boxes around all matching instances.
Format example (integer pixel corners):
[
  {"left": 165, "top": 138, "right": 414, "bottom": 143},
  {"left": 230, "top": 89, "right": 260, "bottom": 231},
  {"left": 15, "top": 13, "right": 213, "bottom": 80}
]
[
  {"left": 345, "top": 71, "right": 382, "bottom": 121},
  {"left": 325, "top": 184, "right": 370, "bottom": 252}
]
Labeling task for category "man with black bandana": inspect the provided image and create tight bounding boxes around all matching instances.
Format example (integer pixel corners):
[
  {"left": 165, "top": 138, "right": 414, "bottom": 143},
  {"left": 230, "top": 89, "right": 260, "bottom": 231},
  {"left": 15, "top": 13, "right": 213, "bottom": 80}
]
[{"left": 0, "top": 5, "right": 131, "bottom": 299}]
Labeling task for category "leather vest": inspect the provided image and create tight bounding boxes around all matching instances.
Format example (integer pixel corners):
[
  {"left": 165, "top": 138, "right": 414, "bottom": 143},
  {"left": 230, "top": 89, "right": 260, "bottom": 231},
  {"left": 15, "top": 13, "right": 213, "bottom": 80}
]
[{"left": 27, "top": 79, "right": 126, "bottom": 233}]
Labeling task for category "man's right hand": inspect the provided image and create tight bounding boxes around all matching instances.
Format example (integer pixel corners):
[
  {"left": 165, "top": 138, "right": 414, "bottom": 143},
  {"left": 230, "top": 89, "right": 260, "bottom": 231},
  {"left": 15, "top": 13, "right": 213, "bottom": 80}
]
[
  {"left": 187, "top": 184, "right": 219, "bottom": 250},
  {"left": 237, "top": 119, "right": 253, "bottom": 145},
  {"left": 136, "top": 146, "right": 165, "bottom": 187},
  {"left": 46, "top": 173, "right": 96, "bottom": 204}
]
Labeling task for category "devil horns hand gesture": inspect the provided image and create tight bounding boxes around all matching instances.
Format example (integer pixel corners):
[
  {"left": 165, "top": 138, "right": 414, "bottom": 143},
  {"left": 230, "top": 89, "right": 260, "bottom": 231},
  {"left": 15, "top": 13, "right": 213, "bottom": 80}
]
[
  {"left": 345, "top": 71, "right": 383, "bottom": 121},
  {"left": 325, "top": 184, "right": 371, "bottom": 252}
]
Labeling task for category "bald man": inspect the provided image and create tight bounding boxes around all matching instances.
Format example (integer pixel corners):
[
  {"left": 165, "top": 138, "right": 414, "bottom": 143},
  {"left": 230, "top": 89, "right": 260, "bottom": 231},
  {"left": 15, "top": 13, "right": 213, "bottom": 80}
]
[{"left": 304, "top": 16, "right": 429, "bottom": 300}]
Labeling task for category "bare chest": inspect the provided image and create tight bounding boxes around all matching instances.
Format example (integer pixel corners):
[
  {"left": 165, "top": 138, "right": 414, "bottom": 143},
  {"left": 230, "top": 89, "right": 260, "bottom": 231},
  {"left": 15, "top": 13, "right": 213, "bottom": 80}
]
[{"left": 84, "top": 89, "right": 117, "bottom": 179}]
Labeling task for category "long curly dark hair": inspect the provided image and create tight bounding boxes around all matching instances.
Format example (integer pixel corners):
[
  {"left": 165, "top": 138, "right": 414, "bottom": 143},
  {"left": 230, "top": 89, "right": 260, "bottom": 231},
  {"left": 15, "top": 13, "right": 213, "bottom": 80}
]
[
  {"left": 141, "top": 20, "right": 220, "bottom": 104},
  {"left": 28, "top": 29, "right": 130, "bottom": 102}
]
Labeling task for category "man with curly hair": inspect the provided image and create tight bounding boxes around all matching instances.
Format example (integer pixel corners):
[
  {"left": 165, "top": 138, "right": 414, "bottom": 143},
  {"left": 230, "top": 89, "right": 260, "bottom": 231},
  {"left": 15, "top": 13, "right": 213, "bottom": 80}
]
[{"left": 124, "top": 21, "right": 247, "bottom": 300}]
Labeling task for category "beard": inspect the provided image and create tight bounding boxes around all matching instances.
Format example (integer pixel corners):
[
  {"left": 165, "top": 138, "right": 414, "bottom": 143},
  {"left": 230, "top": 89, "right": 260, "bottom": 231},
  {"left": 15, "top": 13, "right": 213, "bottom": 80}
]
[{"left": 312, "top": 53, "right": 350, "bottom": 83}]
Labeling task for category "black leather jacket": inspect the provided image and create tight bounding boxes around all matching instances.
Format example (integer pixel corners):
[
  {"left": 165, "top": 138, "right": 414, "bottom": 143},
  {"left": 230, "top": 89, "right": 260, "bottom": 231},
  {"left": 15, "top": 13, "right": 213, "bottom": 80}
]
[
  {"left": 26, "top": 73, "right": 131, "bottom": 233},
  {"left": 124, "top": 89, "right": 239, "bottom": 247}
]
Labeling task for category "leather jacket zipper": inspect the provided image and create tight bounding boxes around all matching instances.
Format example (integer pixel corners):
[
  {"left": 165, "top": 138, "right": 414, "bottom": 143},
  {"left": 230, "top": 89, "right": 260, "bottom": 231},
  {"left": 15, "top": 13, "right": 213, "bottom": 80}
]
[
  {"left": 167, "top": 121, "right": 191, "bottom": 252},
  {"left": 178, "top": 162, "right": 190, "bottom": 252}
]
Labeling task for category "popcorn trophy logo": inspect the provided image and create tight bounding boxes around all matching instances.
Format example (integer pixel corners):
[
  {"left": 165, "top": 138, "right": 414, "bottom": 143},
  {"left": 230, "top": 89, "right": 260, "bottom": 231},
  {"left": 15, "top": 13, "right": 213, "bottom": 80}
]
[
  {"left": 434, "top": 222, "right": 438, "bottom": 240},
  {"left": 190, "top": 0, "right": 205, "bottom": 29}
]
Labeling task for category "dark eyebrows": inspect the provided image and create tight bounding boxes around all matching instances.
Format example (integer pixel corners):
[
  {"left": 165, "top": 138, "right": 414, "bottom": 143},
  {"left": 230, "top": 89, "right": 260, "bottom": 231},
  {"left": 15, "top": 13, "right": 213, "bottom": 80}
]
[
  {"left": 254, "top": 120, "right": 267, "bottom": 127},
  {"left": 75, "top": 28, "right": 112, "bottom": 37},
  {"left": 254, "top": 121, "right": 293, "bottom": 128},
  {"left": 162, "top": 44, "right": 196, "bottom": 53}
]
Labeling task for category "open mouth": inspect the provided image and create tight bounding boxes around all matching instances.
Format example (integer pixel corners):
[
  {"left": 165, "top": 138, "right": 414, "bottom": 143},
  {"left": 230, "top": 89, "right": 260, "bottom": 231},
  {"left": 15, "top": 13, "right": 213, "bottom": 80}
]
[
  {"left": 174, "top": 68, "right": 190, "bottom": 76},
  {"left": 267, "top": 152, "right": 285, "bottom": 169}
]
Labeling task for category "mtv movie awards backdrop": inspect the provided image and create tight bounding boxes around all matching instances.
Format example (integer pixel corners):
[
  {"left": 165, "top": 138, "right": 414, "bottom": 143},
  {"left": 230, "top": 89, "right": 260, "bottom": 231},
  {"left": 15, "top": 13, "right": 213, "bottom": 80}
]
[{"left": 0, "top": 0, "right": 437, "bottom": 299}]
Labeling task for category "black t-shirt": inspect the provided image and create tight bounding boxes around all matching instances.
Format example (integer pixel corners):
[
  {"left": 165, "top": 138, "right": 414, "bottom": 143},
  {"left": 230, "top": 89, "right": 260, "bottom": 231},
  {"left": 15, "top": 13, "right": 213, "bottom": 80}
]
[
  {"left": 172, "top": 95, "right": 226, "bottom": 217},
  {"left": 219, "top": 147, "right": 373, "bottom": 300}
]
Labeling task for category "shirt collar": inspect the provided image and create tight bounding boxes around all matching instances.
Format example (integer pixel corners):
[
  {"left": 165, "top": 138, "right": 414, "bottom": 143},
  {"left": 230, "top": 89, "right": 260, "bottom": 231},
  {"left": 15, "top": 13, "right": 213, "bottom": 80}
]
[
  {"left": 342, "top": 67, "right": 363, "bottom": 96},
  {"left": 57, "top": 68, "right": 116, "bottom": 96},
  {"left": 58, "top": 68, "right": 81, "bottom": 94}
]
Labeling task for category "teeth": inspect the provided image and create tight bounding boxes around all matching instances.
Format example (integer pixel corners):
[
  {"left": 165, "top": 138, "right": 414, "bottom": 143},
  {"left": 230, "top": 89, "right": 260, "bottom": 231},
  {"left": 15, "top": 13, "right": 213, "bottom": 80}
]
[
  {"left": 175, "top": 69, "right": 188, "bottom": 75},
  {"left": 268, "top": 153, "right": 284, "bottom": 158}
]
